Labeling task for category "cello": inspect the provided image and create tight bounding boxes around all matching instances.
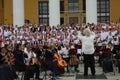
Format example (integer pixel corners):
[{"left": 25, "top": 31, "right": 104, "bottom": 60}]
[{"left": 53, "top": 53, "right": 67, "bottom": 68}]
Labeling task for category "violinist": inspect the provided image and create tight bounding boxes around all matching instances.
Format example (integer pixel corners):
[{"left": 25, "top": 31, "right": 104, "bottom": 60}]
[
  {"left": 0, "top": 47, "right": 18, "bottom": 80},
  {"left": 4, "top": 44, "right": 15, "bottom": 65},
  {"left": 0, "top": 47, "right": 8, "bottom": 64},
  {"left": 14, "top": 43, "right": 37, "bottom": 80},
  {"left": 24, "top": 43, "right": 42, "bottom": 80},
  {"left": 14, "top": 44, "right": 27, "bottom": 71},
  {"left": 32, "top": 43, "right": 44, "bottom": 61},
  {"left": 0, "top": 44, "right": 16, "bottom": 66},
  {"left": 14, "top": 43, "right": 33, "bottom": 80},
  {"left": 32, "top": 43, "right": 43, "bottom": 80}
]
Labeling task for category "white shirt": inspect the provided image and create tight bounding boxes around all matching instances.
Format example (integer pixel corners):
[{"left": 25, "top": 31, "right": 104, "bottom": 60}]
[
  {"left": 4, "top": 30, "right": 9, "bottom": 37},
  {"left": 24, "top": 48, "right": 36, "bottom": 63},
  {"left": 100, "top": 32, "right": 108, "bottom": 41},
  {"left": 78, "top": 32, "right": 95, "bottom": 54},
  {"left": 61, "top": 47, "right": 69, "bottom": 58}
]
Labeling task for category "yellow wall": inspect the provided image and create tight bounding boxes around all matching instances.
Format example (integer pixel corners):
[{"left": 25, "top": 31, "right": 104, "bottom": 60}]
[
  {"left": 63, "top": 0, "right": 68, "bottom": 24},
  {"left": 4, "top": 0, "right": 13, "bottom": 24},
  {"left": 24, "top": 0, "right": 38, "bottom": 24},
  {"left": 1, "top": 0, "right": 120, "bottom": 24},
  {"left": 2, "top": 0, "right": 39, "bottom": 25},
  {"left": 0, "top": 0, "right": 3, "bottom": 24},
  {"left": 110, "top": 0, "right": 120, "bottom": 23},
  {"left": 61, "top": 0, "right": 84, "bottom": 24}
]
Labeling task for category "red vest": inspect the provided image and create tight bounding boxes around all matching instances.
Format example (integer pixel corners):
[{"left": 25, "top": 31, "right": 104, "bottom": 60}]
[{"left": 46, "top": 33, "right": 51, "bottom": 39}]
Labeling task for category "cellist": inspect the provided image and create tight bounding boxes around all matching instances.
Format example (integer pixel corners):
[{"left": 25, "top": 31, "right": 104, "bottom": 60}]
[
  {"left": 44, "top": 43, "right": 64, "bottom": 76},
  {"left": 60, "top": 43, "right": 70, "bottom": 72}
]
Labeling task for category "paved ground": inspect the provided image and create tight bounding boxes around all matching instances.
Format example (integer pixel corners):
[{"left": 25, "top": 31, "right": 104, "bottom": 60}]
[
  {"left": 38, "top": 64, "right": 120, "bottom": 80},
  {"left": 55, "top": 63, "right": 120, "bottom": 80},
  {"left": 17, "top": 62, "right": 120, "bottom": 80}
]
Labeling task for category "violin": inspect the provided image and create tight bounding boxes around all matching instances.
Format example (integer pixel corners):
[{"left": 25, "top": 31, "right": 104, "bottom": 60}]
[
  {"left": 30, "top": 52, "right": 40, "bottom": 65},
  {"left": 1, "top": 52, "right": 15, "bottom": 65},
  {"left": 30, "top": 56, "right": 40, "bottom": 65},
  {"left": 7, "top": 52, "right": 15, "bottom": 65}
]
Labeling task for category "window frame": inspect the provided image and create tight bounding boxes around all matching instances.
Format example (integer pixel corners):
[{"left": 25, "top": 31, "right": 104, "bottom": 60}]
[{"left": 68, "top": 0, "right": 79, "bottom": 13}]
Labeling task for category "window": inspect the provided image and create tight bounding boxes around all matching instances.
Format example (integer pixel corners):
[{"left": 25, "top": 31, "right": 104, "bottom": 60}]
[
  {"left": 60, "top": 17, "right": 64, "bottom": 25},
  {"left": 38, "top": 1, "right": 49, "bottom": 24},
  {"left": 98, "top": 16, "right": 110, "bottom": 23},
  {"left": 69, "top": 17, "right": 78, "bottom": 24},
  {"left": 39, "top": 18, "right": 49, "bottom": 24},
  {"left": 97, "top": 0, "right": 110, "bottom": 23},
  {"left": 106, "top": 0, "right": 110, "bottom": 12},
  {"left": 60, "top": 1, "right": 64, "bottom": 14},
  {"left": 97, "top": 2, "right": 100, "bottom": 12},
  {"left": 83, "top": 17, "right": 86, "bottom": 23},
  {"left": 100, "top": 1, "right": 106, "bottom": 13},
  {"left": 68, "top": 0, "right": 79, "bottom": 12},
  {"left": 97, "top": 0, "right": 110, "bottom": 13},
  {"left": 83, "top": 0, "right": 86, "bottom": 12},
  {"left": 39, "top": 2, "right": 49, "bottom": 15}
]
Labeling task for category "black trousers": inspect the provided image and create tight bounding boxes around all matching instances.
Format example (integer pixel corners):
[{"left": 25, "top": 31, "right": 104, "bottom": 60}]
[
  {"left": 63, "top": 57, "right": 70, "bottom": 72},
  {"left": 24, "top": 65, "right": 40, "bottom": 80},
  {"left": 83, "top": 54, "right": 95, "bottom": 75},
  {"left": 45, "top": 60, "right": 64, "bottom": 76},
  {"left": 0, "top": 64, "right": 17, "bottom": 80}
]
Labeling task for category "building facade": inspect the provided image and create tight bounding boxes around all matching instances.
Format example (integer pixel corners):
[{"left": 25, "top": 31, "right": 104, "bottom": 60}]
[{"left": 0, "top": 0, "right": 120, "bottom": 26}]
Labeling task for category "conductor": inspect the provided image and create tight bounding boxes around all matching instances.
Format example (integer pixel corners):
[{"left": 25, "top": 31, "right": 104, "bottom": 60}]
[{"left": 78, "top": 28, "right": 95, "bottom": 76}]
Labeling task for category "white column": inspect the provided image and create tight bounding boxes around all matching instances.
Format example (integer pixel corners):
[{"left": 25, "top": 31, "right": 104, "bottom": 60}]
[
  {"left": 49, "top": 0, "right": 60, "bottom": 27},
  {"left": 13, "top": 0, "right": 24, "bottom": 27},
  {"left": 86, "top": 0, "right": 97, "bottom": 24}
]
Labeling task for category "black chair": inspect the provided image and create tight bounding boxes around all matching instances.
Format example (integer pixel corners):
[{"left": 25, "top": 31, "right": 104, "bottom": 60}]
[
  {"left": 40, "top": 61, "right": 57, "bottom": 80},
  {"left": 16, "top": 70, "right": 25, "bottom": 80},
  {"left": 14, "top": 65, "right": 26, "bottom": 80},
  {"left": 15, "top": 65, "right": 38, "bottom": 80}
]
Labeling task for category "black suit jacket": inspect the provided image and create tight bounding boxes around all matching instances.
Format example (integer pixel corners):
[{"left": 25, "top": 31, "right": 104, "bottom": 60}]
[
  {"left": 0, "top": 54, "right": 4, "bottom": 64},
  {"left": 14, "top": 50, "right": 25, "bottom": 66},
  {"left": 14, "top": 50, "right": 27, "bottom": 71}
]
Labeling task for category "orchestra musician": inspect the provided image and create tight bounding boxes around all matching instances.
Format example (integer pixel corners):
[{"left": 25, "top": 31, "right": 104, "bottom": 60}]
[
  {"left": 4, "top": 44, "right": 15, "bottom": 65},
  {"left": 14, "top": 44, "right": 27, "bottom": 71},
  {"left": 14, "top": 43, "right": 42, "bottom": 80},
  {"left": 60, "top": 43, "right": 70, "bottom": 72},
  {"left": 24, "top": 43, "right": 42, "bottom": 80},
  {"left": 14, "top": 43, "right": 33, "bottom": 80},
  {"left": 44, "top": 43, "right": 64, "bottom": 76},
  {"left": 32, "top": 43, "right": 43, "bottom": 80},
  {"left": 69, "top": 43, "right": 79, "bottom": 72},
  {"left": 0, "top": 47, "right": 18, "bottom": 80},
  {"left": 77, "top": 28, "right": 96, "bottom": 76},
  {"left": 0, "top": 47, "right": 9, "bottom": 64},
  {"left": 57, "top": 43, "right": 69, "bottom": 72},
  {"left": 99, "top": 42, "right": 117, "bottom": 73}
]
